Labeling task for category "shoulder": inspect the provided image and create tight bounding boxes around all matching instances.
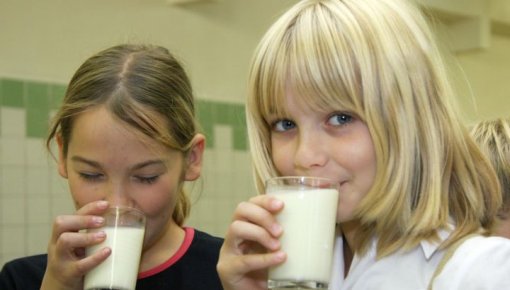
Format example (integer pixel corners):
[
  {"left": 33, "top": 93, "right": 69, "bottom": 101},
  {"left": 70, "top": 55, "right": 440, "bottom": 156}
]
[
  {"left": 192, "top": 229, "right": 224, "bottom": 247},
  {"left": 188, "top": 228, "right": 224, "bottom": 257},
  {"left": 1, "top": 254, "right": 47, "bottom": 272},
  {"left": 456, "top": 235, "right": 510, "bottom": 259},
  {"left": 435, "top": 236, "right": 510, "bottom": 289},
  {"left": 0, "top": 254, "right": 47, "bottom": 289}
]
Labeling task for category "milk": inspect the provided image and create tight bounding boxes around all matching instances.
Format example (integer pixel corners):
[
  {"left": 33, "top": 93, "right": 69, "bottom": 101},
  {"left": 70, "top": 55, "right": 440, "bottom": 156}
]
[
  {"left": 84, "top": 227, "right": 145, "bottom": 290},
  {"left": 268, "top": 188, "right": 338, "bottom": 284}
]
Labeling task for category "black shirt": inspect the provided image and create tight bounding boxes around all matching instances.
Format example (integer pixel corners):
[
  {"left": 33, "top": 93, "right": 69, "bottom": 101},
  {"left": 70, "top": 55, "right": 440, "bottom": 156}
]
[{"left": 0, "top": 228, "right": 223, "bottom": 290}]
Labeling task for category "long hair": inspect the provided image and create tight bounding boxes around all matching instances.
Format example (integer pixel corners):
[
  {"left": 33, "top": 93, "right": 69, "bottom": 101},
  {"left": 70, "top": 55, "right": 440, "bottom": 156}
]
[
  {"left": 246, "top": 0, "right": 501, "bottom": 256},
  {"left": 47, "top": 44, "right": 198, "bottom": 225}
]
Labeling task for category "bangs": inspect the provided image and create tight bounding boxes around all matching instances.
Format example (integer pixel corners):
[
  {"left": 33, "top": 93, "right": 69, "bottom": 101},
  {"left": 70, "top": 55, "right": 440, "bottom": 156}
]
[
  {"left": 108, "top": 87, "right": 184, "bottom": 152},
  {"left": 254, "top": 1, "right": 364, "bottom": 124}
]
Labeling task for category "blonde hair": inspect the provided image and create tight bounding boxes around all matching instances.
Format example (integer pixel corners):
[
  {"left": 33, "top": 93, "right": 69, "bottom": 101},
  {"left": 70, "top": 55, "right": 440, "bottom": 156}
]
[
  {"left": 47, "top": 44, "right": 198, "bottom": 226},
  {"left": 471, "top": 118, "right": 510, "bottom": 219},
  {"left": 247, "top": 0, "right": 501, "bottom": 256}
]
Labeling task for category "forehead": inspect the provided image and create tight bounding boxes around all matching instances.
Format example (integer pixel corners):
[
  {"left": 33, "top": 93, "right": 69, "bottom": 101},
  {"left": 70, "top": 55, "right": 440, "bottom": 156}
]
[{"left": 68, "top": 107, "right": 171, "bottom": 158}]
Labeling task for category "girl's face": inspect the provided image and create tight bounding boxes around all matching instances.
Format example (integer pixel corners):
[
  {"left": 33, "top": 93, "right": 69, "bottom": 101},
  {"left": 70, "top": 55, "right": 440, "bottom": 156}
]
[
  {"left": 269, "top": 90, "right": 377, "bottom": 223},
  {"left": 57, "top": 106, "right": 203, "bottom": 248}
]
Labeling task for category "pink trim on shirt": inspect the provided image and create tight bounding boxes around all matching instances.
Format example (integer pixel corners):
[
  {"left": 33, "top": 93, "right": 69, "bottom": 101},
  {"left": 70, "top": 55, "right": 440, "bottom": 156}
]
[{"left": 138, "top": 227, "right": 195, "bottom": 279}]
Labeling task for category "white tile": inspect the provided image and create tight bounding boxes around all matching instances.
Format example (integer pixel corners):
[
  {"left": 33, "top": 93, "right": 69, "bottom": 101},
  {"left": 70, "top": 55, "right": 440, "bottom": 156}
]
[
  {"left": 27, "top": 197, "right": 51, "bottom": 224},
  {"left": 27, "top": 224, "right": 51, "bottom": 255},
  {"left": 1, "top": 137, "right": 25, "bottom": 165},
  {"left": 26, "top": 167, "right": 50, "bottom": 197},
  {"left": 0, "top": 108, "right": 26, "bottom": 138},
  {"left": 233, "top": 150, "right": 252, "bottom": 168},
  {"left": 201, "top": 169, "right": 219, "bottom": 196},
  {"left": 212, "top": 223, "right": 227, "bottom": 238},
  {"left": 26, "top": 138, "right": 50, "bottom": 167},
  {"left": 0, "top": 166, "right": 25, "bottom": 197},
  {"left": 1, "top": 226, "right": 26, "bottom": 254},
  {"left": 50, "top": 196, "right": 75, "bottom": 218},
  {"left": 201, "top": 148, "right": 215, "bottom": 173},
  {"left": 1, "top": 197, "right": 26, "bottom": 225},
  {"left": 190, "top": 197, "right": 216, "bottom": 222},
  {"left": 50, "top": 168, "right": 69, "bottom": 197},
  {"left": 213, "top": 125, "right": 233, "bottom": 150},
  {"left": 213, "top": 149, "right": 235, "bottom": 174}
]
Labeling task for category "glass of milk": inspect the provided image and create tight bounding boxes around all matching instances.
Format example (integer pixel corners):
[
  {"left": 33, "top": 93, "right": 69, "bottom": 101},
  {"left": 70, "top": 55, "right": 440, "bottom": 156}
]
[
  {"left": 84, "top": 206, "right": 146, "bottom": 290},
  {"left": 267, "top": 176, "right": 339, "bottom": 290}
]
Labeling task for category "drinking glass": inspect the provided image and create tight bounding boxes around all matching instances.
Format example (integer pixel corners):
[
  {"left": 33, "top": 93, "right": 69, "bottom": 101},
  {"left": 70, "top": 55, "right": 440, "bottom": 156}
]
[{"left": 267, "top": 176, "right": 339, "bottom": 290}]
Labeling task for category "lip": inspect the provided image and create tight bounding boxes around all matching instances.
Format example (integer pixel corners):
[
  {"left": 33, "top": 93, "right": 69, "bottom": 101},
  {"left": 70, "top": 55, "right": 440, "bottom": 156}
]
[{"left": 338, "top": 181, "right": 348, "bottom": 192}]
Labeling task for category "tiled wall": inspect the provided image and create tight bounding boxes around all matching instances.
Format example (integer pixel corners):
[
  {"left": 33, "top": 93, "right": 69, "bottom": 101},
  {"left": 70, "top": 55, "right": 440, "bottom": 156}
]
[{"left": 0, "top": 78, "right": 256, "bottom": 266}]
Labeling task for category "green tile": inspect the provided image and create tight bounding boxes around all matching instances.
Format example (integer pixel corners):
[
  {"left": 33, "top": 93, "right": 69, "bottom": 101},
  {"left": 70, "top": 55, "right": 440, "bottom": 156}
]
[
  {"left": 234, "top": 127, "right": 248, "bottom": 151},
  {"left": 197, "top": 100, "right": 214, "bottom": 125},
  {"left": 202, "top": 123, "right": 214, "bottom": 149},
  {"left": 232, "top": 105, "right": 247, "bottom": 150},
  {"left": 196, "top": 100, "right": 214, "bottom": 148},
  {"left": 214, "top": 102, "right": 234, "bottom": 125},
  {"left": 26, "top": 107, "right": 50, "bottom": 138},
  {"left": 231, "top": 104, "right": 246, "bottom": 129},
  {"left": 196, "top": 101, "right": 248, "bottom": 150},
  {"left": 26, "top": 82, "right": 50, "bottom": 109},
  {"left": 50, "top": 84, "right": 66, "bottom": 109},
  {"left": 1, "top": 79, "right": 24, "bottom": 108}
]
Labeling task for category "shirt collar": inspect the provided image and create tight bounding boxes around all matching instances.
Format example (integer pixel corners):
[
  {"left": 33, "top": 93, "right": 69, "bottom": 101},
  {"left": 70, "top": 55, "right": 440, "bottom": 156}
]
[{"left": 419, "top": 223, "right": 454, "bottom": 260}]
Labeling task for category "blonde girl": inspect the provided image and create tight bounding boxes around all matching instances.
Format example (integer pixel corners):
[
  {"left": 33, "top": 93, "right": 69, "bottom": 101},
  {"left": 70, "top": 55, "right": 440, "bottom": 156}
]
[{"left": 217, "top": 0, "right": 510, "bottom": 289}]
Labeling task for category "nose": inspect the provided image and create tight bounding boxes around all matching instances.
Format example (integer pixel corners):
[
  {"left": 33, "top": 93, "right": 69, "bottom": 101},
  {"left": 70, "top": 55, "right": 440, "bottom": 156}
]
[
  {"left": 294, "top": 129, "right": 328, "bottom": 172},
  {"left": 104, "top": 181, "right": 133, "bottom": 208}
]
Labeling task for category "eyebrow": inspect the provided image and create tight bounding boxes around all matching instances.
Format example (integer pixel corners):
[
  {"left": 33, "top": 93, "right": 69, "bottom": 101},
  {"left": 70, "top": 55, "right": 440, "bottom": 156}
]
[
  {"left": 70, "top": 156, "right": 167, "bottom": 170},
  {"left": 71, "top": 156, "right": 101, "bottom": 168}
]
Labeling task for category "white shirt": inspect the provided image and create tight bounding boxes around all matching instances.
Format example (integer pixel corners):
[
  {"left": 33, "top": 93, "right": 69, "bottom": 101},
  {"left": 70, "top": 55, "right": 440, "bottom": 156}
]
[{"left": 329, "top": 229, "right": 510, "bottom": 290}]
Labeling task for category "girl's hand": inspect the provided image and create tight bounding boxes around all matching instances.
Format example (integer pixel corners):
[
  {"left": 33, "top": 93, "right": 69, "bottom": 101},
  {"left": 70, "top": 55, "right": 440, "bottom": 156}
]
[
  {"left": 41, "top": 201, "right": 111, "bottom": 290},
  {"left": 217, "top": 195, "right": 287, "bottom": 290}
]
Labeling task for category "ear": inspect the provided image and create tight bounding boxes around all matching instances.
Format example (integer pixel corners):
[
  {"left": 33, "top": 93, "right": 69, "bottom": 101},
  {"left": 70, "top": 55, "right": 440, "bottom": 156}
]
[
  {"left": 184, "top": 133, "right": 205, "bottom": 181},
  {"left": 56, "top": 135, "right": 68, "bottom": 179}
]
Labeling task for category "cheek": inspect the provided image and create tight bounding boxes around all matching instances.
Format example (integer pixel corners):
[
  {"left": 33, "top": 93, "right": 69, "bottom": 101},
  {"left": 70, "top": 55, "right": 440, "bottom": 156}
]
[
  {"left": 271, "top": 139, "right": 294, "bottom": 174},
  {"left": 140, "top": 181, "right": 179, "bottom": 243},
  {"left": 137, "top": 179, "right": 179, "bottom": 216},
  {"left": 67, "top": 176, "right": 103, "bottom": 209},
  {"left": 336, "top": 132, "right": 377, "bottom": 222},
  {"left": 358, "top": 141, "right": 377, "bottom": 192}
]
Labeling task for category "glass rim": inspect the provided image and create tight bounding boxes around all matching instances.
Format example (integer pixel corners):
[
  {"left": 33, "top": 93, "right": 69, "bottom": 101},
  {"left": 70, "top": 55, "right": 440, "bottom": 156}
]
[
  {"left": 105, "top": 205, "right": 146, "bottom": 218},
  {"left": 265, "top": 176, "right": 337, "bottom": 189}
]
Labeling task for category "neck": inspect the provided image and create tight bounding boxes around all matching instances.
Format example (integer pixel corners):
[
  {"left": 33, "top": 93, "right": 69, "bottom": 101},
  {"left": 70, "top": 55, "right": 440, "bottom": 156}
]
[
  {"left": 139, "top": 220, "right": 185, "bottom": 272},
  {"left": 340, "top": 221, "right": 358, "bottom": 277}
]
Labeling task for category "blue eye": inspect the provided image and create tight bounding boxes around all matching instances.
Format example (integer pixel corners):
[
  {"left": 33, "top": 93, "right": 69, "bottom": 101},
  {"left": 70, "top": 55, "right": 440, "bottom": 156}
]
[
  {"left": 272, "top": 119, "right": 296, "bottom": 132},
  {"left": 328, "top": 113, "right": 353, "bottom": 126},
  {"left": 135, "top": 176, "right": 159, "bottom": 184}
]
